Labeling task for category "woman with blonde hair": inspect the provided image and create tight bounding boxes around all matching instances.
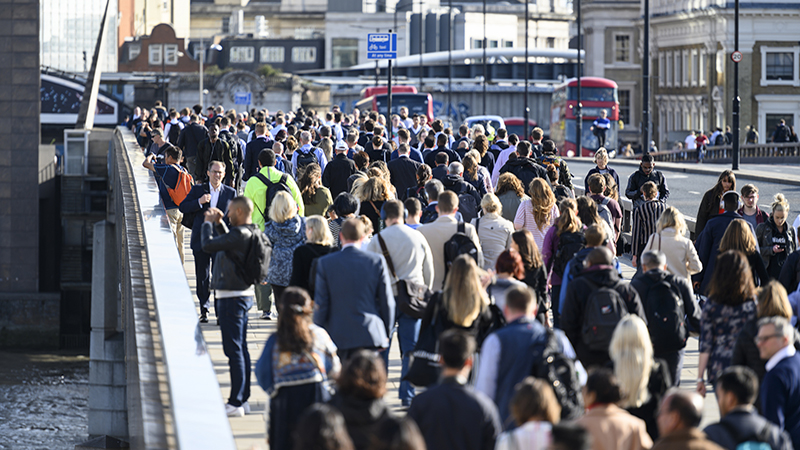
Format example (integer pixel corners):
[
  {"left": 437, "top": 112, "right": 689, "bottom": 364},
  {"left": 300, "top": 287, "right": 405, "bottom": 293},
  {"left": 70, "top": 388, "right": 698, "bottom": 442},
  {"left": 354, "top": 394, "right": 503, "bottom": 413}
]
[
  {"left": 471, "top": 193, "right": 514, "bottom": 271},
  {"left": 757, "top": 193, "right": 796, "bottom": 279},
  {"left": 355, "top": 176, "right": 392, "bottom": 233},
  {"left": 496, "top": 173, "right": 530, "bottom": 223},
  {"left": 298, "top": 163, "right": 333, "bottom": 217},
  {"left": 642, "top": 206, "right": 702, "bottom": 279},
  {"left": 514, "top": 178, "right": 560, "bottom": 250},
  {"left": 717, "top": 218, "right": 769, "bottom": 288},
  {"left": 609, "top": 315, "right": 672, "bottom": 441},
  {"left": 732, "top": 280, "right": 800, "bottom": 383},
  {"left": 289, "top": 215, "right": 335, "bottom": 296},
  {"left": 264, "top": 191, "right": 307, "bottom": 303}
]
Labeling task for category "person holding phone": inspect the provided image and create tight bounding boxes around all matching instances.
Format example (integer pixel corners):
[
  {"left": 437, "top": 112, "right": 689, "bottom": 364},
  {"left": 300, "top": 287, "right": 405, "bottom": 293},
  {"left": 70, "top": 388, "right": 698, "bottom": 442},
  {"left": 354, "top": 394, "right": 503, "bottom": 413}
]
[{"left": 757, "top": 193, "right": 796, "bottom": 279}]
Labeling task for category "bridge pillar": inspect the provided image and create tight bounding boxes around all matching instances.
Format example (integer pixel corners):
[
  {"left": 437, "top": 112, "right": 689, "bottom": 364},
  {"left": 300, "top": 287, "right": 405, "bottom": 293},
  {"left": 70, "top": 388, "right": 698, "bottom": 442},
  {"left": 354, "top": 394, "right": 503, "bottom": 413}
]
[{"left": 88, "top": 220, "right": 128, "bottom": 442}]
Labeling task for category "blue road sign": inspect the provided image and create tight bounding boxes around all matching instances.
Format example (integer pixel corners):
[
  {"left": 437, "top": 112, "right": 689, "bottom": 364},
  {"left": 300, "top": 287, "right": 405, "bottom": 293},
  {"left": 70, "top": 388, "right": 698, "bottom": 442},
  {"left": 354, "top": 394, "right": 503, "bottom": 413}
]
[
  {"left": 367, "top": 33, "right": 397, "bottom": 60},
  {"left": 234, "top": 92, "right": 252, "bottom": 105}
]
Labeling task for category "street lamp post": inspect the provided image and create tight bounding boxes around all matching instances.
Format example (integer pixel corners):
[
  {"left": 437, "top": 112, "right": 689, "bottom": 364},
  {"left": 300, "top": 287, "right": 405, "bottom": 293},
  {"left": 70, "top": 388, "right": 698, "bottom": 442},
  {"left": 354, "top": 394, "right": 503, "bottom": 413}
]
[
  {"left": 643, "top": 0, "right": 651, "bottom": 155},
  {"left": 732, "top": 0, "right": 740, "bottom": 170},
  {"left": 483, "top": 0, "right": 487, "bottom": 115},
  {"left": 448, "top": 0, "right": 452, "bottom": 123},
  {"left": 199, "top": 39, "right": 204, "bottom": 108},
  {"left": 575, "top": 0, "right": 582, "bottom": 156},
  {"left": 524, "top": 0, "right": 529, "bottom": 140}
]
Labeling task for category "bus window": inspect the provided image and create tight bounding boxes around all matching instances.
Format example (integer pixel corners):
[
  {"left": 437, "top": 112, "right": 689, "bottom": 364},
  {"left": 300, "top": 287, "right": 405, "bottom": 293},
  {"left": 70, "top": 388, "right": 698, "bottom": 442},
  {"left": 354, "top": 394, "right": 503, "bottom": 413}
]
[{"left": 567, "top": 87, "right": 618, "bottom": 103}]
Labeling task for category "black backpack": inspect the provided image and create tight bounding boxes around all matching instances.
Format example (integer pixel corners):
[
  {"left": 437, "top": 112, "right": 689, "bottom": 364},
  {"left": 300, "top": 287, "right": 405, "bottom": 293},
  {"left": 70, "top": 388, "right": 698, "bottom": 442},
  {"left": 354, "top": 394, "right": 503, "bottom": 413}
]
[
  {"left": 227, "top": 225, "right": 272, "bottom": 285},
  {"left": 295, "top": 147, "right": 319, "bottom": 175},
  {"left": 457, "top": 190, "right": 479, "bottom": 223},
  {"left": 420, "top": 207, "right": 438, "bottom": 224},
  {"left": 167, "top": 122, "right": 182, "bottom": 144},
  {"left": 644, "top": 277, "right": 687, "bottom": 354},
  {"left": 531, "top": 330, "right": 584, "bottom": 420},
  {"left": 581, "top": 280, "right": 629, "bottom": 351},
  {"left": 443, "top": 223, "right": 479, "bottom": 282},
  {"left": 714, "top": 133, "right": 725, "bottom": 146},
  {"left": 551, "top": 231, "right": 585, "bottom": 278},
  {"left": 405, "top": 186, "right": 429, "bottom": 206},
  {"left": 253, "top": 171, "right": 291, "bottom": 223}
]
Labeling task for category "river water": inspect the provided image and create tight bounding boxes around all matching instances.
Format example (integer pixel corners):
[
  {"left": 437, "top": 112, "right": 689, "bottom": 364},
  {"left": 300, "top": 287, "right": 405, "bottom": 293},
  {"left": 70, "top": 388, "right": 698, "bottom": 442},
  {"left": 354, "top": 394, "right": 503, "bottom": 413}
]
[{"left": 0, "top": 351, "right": 89, "bottom": 450}]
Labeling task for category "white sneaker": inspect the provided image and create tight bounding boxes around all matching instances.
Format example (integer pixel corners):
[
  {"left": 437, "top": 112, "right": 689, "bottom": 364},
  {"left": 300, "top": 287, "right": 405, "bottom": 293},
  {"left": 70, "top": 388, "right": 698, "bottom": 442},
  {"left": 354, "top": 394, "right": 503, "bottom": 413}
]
[
  {"left": 225, "top": 403, "right": 245, "bottom": 417},
  {"left": 242, "top": 401, "right": 251, "bottom": 414}
]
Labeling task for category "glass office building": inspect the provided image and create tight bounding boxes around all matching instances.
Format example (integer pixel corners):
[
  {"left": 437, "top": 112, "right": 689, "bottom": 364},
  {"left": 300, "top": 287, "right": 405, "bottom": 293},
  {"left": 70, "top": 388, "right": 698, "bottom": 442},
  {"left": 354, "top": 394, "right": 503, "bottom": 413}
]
[{"left": 40, "top": 0, "right": 118, "bottom": 73}]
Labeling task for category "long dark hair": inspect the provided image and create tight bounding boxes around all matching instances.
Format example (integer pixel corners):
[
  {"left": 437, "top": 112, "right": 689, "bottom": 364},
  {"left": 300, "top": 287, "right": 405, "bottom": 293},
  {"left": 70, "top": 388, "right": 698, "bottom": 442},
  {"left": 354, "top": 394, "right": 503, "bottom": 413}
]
[
  {"left": 293, "top": 404, "right": 354, "bottom": 450},
  {"left": 276, "top": 287, "right": 314, "bottom": 354},
  {"left": 576, "top": 196, "right": 601, "bottom": 227},
  {"left": 299, "top": 163, "right": 322, "bottom": 204},
  {"left": 708, "top": 250, "right": 756, "bottom": 306},
  {"left": 712, "top": 170, "right": 736, "bottom": 199},
  {"left": 512, "top": 230, "right": 543, "bottom": 270}
]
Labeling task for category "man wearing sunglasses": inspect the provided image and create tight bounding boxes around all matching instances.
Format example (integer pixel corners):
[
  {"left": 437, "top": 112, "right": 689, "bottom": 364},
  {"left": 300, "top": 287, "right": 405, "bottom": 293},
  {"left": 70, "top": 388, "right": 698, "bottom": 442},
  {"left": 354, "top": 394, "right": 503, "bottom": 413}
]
[
  {"left": 625, "top": 153, "right": 669, "bottom": 209},
  {"left": 757, "top": 316, "right": 800, "bottom": 449}
]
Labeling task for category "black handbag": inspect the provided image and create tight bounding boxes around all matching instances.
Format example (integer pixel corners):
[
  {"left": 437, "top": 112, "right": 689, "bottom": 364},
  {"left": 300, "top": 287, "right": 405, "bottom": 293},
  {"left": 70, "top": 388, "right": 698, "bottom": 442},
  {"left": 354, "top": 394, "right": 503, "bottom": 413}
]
[
  {"left": 403, "top": 293, "right": 444, "bottom": 387},
  {"left": 377, "top": 233, "right": 431, "bottom": 319}
]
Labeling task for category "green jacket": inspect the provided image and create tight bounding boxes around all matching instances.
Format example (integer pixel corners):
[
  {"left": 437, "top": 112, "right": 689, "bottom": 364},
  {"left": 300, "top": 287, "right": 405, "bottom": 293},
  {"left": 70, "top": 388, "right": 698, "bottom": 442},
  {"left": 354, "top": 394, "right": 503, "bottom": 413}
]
[{"left": 243, "top": 166, "right": 304, "bottom": 231}]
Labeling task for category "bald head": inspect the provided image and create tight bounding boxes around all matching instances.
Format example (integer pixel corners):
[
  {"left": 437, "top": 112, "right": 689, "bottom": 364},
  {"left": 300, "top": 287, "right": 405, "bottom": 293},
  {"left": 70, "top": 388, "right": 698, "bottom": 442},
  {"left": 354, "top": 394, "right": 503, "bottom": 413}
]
[{"left": 658, "top": 389, "right": 704, "bottom": 436}]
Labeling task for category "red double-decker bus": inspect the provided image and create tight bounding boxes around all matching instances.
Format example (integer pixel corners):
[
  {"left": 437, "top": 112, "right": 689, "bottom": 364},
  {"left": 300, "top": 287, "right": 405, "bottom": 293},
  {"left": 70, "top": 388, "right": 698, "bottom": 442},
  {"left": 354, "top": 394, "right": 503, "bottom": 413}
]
[{"left": 549, "top": 77, "right": 620, "bottom": 157}]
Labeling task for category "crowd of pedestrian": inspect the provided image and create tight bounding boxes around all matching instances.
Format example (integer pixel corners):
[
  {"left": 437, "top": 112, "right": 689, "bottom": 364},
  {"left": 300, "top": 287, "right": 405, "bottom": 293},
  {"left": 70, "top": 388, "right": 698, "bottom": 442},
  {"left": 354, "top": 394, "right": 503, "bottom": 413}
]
[{"left": 128, "top": 101, "right": 800, "bottom": 450}]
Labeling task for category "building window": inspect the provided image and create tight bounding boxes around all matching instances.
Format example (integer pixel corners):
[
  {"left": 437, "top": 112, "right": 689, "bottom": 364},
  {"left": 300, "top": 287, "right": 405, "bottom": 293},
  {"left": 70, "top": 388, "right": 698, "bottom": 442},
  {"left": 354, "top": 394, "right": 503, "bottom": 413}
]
[
  {"left": 505, "top": 40, "right": 514, "bottom": 48},
  {"left": 674, "top": 52, "right": 681, "bottom": 87},
  {"left": 691, "top": 49, "right": 698, "bottom": 86},
  {"left": 614, "top": 34, "right": 631, "bottom": 63},
  {"left": 128, "top": 44, "right": 141, "bottom": 61},
  {"left": 260, "top": 46, "right": 285, "bottom": 63},
  {"left": 546, "top": 37, "right": 554, "bottom": 48},
  {"left": 699, "top": 50, "right": 706, "bottom": 86},
  {"left": 682, "top": 50, "right": 689, "bottom": 87},
  {"left": 666, "top": 52, "right": 672, "bottom": 86},
  {"left": 221, "top": 17, "right": 230, "bottom": 35},
  {"left": 148, "top": 44, "right": 162, "bottom": 65},
  {"left": 473, "top": 39, "right": 484, "bottom": 49},
  {"left": 618, "top": 90, "right": 631, "bottom": 125},
  {"left": 230, "top": 46, "right": 255, "bottom": 63},
  {"left": 659, "top": 53, "right": 665, "bottom": 87},
  {"left": 332, "top": 39, "right": 357, "bottom": 68},
  {"left": 164, "top": 44, "right": 179, "bottom": 65},
  {"left": 489, "top": 40, "right": 499, "bottom": 48},
  {"left": 292, "top": 47, "right": 317, "bottom": 63},
  {"left": 766, "top": 52, "right": 794, "bottom": 80}
]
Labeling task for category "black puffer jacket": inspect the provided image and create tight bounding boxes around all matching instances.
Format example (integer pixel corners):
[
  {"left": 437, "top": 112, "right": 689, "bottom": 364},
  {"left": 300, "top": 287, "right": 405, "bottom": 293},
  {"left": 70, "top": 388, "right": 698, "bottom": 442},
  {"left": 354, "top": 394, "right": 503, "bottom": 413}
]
[
  {"left": 201, "top": 222, "right": 260, "bottom": 291},
  {"left": 498, "top": 157, "right": 548, "bottom": 192}
]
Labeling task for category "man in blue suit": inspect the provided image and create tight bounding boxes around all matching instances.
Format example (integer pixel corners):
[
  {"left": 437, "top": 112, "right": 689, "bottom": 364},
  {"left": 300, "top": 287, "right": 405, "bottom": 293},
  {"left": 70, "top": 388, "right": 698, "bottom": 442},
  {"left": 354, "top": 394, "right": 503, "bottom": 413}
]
[
  {"left": 758, "top": 316, "right": 800, "bottom": 449},
  {"left": 179, "top": 160, "right": 236, "bottom": 322},
  {"left": 313, "top": 218, "right": 395, "bottom": 361}
]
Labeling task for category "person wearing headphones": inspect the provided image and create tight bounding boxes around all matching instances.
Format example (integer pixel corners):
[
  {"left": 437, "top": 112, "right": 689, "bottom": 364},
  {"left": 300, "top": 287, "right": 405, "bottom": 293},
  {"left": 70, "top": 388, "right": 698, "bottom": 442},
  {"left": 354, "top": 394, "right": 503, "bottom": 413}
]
[
  {"left": 365, "top": 200, "right": 435, "bottom": 407},
  {"left": 694, "top": 191, "right": 758, "bottom": 295}
]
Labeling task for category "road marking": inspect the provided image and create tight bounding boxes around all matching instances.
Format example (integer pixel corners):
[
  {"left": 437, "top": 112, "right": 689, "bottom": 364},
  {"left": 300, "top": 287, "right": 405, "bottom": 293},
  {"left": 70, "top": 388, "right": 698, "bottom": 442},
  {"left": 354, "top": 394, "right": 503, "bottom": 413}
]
[
  {"left": 688, "top": 191, "right": 701, "bottom": 195},
  {"left": 670, "top": 175, "right": 689, "bottom": 179}
]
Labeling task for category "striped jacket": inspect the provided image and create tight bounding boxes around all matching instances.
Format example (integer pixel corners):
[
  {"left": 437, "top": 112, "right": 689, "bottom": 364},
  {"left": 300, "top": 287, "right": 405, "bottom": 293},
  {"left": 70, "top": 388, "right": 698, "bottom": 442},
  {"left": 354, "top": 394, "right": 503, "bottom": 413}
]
[{"left": 632, "top": 200, "right": 667, "bottom": 259}]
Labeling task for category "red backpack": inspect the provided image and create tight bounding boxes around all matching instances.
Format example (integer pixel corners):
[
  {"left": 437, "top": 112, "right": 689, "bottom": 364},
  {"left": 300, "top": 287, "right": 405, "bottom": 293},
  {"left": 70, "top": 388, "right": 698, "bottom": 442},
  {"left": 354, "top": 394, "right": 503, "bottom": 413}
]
[{"left": 167, "top": 165, "right": 194, "bottom": 205}]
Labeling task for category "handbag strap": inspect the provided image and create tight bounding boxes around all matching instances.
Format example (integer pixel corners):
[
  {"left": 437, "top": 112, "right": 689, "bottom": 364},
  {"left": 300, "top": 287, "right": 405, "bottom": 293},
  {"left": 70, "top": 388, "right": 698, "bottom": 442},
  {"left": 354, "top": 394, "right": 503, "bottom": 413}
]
[
  {"left": 658, "top": 232, "right": 662, "bottom": 251},
  {"left": 369, "top": 200, "right": 381, "bottom": 215},
  {"left": 377, "top": 233, "right": 398, "bottom": 280}
]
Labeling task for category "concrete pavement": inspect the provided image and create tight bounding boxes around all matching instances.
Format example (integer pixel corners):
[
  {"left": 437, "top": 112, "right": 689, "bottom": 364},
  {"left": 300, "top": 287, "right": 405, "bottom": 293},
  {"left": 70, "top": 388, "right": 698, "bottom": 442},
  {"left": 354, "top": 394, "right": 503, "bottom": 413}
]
[{"left": 182, "top": 236, "right": 719, "bottom": 450}]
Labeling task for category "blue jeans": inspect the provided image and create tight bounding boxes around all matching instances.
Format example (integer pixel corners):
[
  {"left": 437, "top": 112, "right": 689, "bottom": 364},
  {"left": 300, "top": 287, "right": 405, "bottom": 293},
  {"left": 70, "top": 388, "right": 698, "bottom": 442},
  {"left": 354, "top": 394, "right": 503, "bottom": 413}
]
[
  {"left": 381, "top": 312, "right": 421, "bottom": 401},
  {"left": 218, "top": 296, "right": 253, "bottom": 406}
]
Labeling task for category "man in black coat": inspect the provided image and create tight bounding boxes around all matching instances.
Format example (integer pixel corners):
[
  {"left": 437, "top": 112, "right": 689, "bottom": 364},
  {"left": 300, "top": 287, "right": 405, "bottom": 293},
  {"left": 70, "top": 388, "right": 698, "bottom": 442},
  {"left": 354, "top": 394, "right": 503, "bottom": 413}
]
[
  {"left": 423, "top": 133, "right": 461, "bottom": 168},
  {"left": 498, "top": 141, "right": 548, "bottom": 192},
  {"left": 441, "top": 162, "right": 482, "bottom": 206},
  {"left": 218, "top": 116, "right": 245, "bottom": 190},
  {"left": 631, "top": 250, "right": 701, "bottom": 386},
  {"left": 431, "top": 152, "right": 449, "bottom": 181},
  {"left": 625, "top": 153, "right": 669, "bottom": 208},
  {"left": 176, "top": 114, "right": 208, "bottom": 176},
  {"left": 704, "top": 366, "right": 793, "bottom": 450},
  {"left": 365, "top": 127, "right": 393, "bottom": 163},
  {"left": 243, "top": 122, "right": 270, "bottom": 181},
  {"left": 323, "top": 140, "right": 358, "bottom": 198},
  {"left": 561, "top": 247, "right": 646, "bottom": 368},
  {"left": 408, "top": 330, "right": 502, "bottom": 450},
  {"left": 180, "top": 161, "right": 237, "bottom": 323},
  {"left": 196, "top": 123, "right": 233, "bottom": 185},
  {"left": 387, "top": 144, "right": 421, "bottom": 200}
]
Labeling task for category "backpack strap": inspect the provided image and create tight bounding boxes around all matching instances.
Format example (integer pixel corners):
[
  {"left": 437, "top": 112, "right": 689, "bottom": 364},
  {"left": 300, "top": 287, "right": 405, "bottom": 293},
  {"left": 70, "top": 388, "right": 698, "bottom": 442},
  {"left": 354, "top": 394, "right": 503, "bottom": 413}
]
[
  {"left": 377, "top": 233, "right": 398, "bottom": 280},
  {"left": 458, "top": 222, "right": 465, "bottom": 234}
]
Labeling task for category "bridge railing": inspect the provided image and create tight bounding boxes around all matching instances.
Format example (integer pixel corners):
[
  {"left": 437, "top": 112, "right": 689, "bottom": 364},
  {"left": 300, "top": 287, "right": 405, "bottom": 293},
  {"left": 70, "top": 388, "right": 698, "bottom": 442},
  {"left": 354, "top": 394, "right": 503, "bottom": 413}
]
[
  {"left": 620, "top": 142, "right": 800, "bottom": 163},
  {"left": 108, "top": 126, "right": 236, "bottom": 449}
]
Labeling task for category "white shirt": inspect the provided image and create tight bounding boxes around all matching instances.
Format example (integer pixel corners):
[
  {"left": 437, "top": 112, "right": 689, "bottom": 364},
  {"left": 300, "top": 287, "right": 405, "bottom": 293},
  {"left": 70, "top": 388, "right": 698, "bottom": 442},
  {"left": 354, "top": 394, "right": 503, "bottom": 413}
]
[
  {"left": 685, "top": 134, "right": 697, "bottom": 150},
  {"left": 209, "top": 183, "right": 221, "bottom": 209},
  {"left": 766, "top": 344, "right": 796, "bottom": 372}
]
